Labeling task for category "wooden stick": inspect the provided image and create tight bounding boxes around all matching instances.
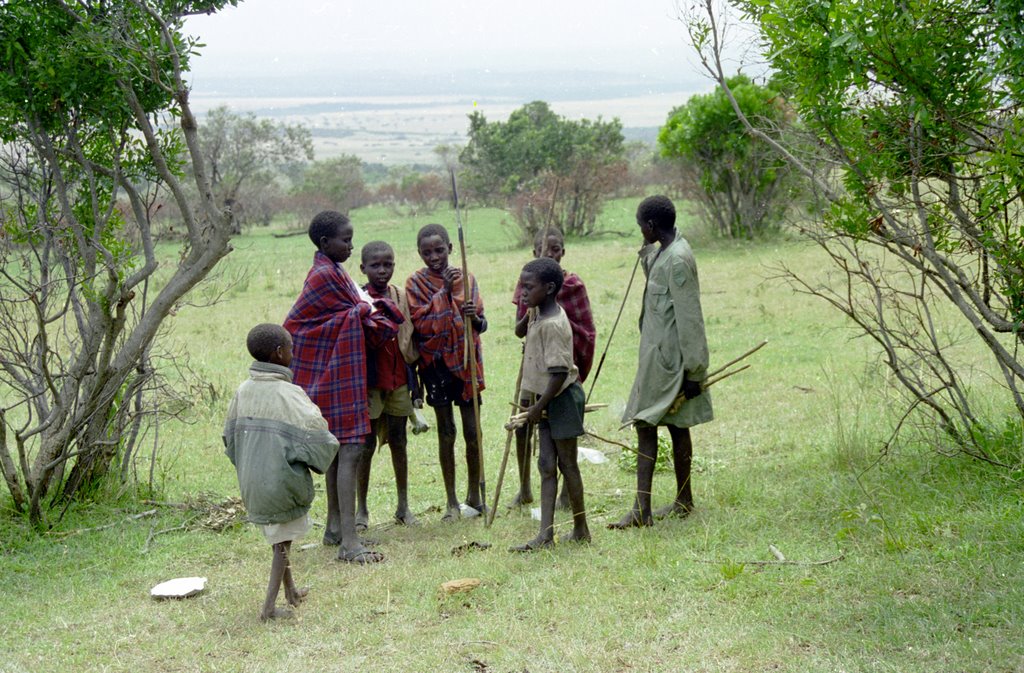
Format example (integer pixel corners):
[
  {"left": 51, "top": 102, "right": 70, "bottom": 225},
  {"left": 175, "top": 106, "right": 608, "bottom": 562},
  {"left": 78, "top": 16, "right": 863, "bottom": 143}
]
[
  {"left": 50, "top": 509, "right": 157, "bottom": 537},
  {"left": 582, "top": 431, "right": 656, "bottom": 461},
  {"left": 586, "top": 251, "right": 643, "bottom": 404},
  {"left": 662, "top": 340, "right": 768, "bottom": 415},
  {"left": 706, "top": 340, "right": 767, "bottom": 379},
  {"left": 487, "top": 351, "right": 525, "bottom": 526},
  {"left": 450, "top": 169, "right": 486, "bottom": 515},
  {"left": 690, "top": 553, "right": 844, "bottom": 567}
]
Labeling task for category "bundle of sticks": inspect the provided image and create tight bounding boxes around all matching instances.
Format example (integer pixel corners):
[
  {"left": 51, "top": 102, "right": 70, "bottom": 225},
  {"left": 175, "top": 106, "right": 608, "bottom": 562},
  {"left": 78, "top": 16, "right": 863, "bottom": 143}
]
[
  {"left": 504, "top": 403, "right": 608, "bottom": 430},
  {"left": 666, "top": 339, "right": 767, "bottom": 415}
]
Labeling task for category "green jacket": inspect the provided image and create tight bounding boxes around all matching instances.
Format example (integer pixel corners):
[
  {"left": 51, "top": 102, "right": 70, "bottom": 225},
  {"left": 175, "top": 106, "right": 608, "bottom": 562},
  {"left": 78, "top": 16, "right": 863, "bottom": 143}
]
[
  {"left": 623, "top": 233, "right": 714, "bottom": 428},
  {"left": 223, "top": 362, "right": 339, "bottom": 525}
]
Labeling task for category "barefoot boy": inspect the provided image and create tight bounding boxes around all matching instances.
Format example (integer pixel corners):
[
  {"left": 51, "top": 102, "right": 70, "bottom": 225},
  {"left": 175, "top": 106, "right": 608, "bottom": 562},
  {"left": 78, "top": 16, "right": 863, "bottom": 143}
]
[
  {"left": 510, "top": 227, "right": 596, "bottom": 507},
  {"left": 284, "top": 211, "right": 399, "bottom": 563},
  {"left": 510, "top": 257, "right": 590, "bottom": 550},
  {"left": 224, "top": 324, "right": 339, "bottom": 620},
  {"left": 357, "top": 240, "right": 419, "bottom": 528},
  {"left": 405, "top": 223, "right": 487, "bottom": 521},
  {"left": 610, "top": 195, "right": 713, "bottom": 530}
]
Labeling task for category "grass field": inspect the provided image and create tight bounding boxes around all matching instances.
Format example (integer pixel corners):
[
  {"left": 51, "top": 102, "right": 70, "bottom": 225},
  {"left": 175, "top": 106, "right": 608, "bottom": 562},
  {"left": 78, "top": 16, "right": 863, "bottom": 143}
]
[{"left": 1, "top": 199, "right": 1022, "bottom": 673}]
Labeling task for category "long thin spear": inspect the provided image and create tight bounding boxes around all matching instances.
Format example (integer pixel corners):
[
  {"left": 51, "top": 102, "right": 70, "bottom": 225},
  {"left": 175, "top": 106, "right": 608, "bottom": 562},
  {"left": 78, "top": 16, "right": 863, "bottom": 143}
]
[
  {"left": 585, "top": 248, "right": 644, "bottom": 403},
  {"left": 449, "top": 169, "right": 486, "bottom": 517}
]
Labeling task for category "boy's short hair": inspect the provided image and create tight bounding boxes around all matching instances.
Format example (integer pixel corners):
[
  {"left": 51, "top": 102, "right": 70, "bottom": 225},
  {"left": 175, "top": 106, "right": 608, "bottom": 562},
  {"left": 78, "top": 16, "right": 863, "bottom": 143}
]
[
  {"left": 533, "top": 226, "right": 564, "bottom": 249},
  {"left": 637, "top": 195, "right": 676, "bottom": 231},
  {"left": 308, "top": 210, "right": 349, "bottom": 247},
  {"left": 417, "top": 223, "right": 450, "bottom": 246},
  {"left": 361, "top": 240, "right": 394, "bottom": 264},
  {"left": 522, "top": 257, "right": 564, "bottom": 294},
  {"left": 247, "top": 323, "right": 290, "bottom": 362}
]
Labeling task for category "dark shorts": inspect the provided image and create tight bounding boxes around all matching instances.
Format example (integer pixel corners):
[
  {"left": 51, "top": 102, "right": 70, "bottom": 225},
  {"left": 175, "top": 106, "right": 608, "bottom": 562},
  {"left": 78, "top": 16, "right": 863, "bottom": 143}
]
[
  {"left": 542, "top": 381, "right": 585, "bottom": 440},
  {"left": 420, "top": 361, "right": 479, "bottom": 409}
]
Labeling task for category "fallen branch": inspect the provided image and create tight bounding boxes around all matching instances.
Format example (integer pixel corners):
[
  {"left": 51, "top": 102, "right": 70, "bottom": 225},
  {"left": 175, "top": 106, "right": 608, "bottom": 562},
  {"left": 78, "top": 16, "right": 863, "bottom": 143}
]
[
  {"left": 691, "top": 552, "right": 845, "bottom": 567},
  {"left": 49, "top": 509, "right": 157, "bottom": 537},
  {"left": 142, "top": 520, "right": 194, "bottom": 554}
]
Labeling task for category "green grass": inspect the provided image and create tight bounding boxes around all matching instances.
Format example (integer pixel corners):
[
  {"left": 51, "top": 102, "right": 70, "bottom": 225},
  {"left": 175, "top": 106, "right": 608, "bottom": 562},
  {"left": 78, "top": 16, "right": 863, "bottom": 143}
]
[{"left": 1, "top": 200, "right": 1022, "bottom": 672}]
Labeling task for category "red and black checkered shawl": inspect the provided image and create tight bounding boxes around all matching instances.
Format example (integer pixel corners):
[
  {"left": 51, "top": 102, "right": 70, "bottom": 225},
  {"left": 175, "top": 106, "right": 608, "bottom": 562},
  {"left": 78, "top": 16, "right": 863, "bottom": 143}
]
[
  {"left": 513, "top": 271, "right": 596, "bottom": 382},
  {"left": 284, "top": 252, "right": 399, "bottom": 444},
  {"left": 406, "top": 267, "right": 486, "bottom": 400}
]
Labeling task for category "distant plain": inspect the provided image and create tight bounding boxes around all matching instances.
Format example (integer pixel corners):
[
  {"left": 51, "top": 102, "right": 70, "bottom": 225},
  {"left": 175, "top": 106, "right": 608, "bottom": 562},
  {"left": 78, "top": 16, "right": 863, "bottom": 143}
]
[{"left": 188, "top": 91, "right": 689, "bottom": 164}]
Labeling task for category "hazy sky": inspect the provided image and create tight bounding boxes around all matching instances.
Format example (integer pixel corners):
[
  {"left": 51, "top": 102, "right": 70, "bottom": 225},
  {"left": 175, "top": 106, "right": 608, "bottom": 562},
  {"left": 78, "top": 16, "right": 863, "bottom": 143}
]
[{"left": 185, "top": 0, "right": 724, "bottom": 89}]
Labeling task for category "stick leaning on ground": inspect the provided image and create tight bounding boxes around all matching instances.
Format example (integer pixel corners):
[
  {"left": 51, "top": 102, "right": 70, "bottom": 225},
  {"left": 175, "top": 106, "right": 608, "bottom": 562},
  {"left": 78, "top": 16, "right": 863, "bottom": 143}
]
[{"left": 450, "top": 169, "right": 487, "bottom": 517}]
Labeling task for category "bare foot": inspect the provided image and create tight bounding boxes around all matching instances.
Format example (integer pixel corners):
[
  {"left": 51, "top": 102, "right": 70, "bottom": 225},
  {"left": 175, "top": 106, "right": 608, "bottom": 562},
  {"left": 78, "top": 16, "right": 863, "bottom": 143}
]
[
  {"left": 509, "top": 536, "right": 554, "bottom": 552},
  {"left": 464, "top": 501, "right": 487, "bottom": 516},
  {"left": 394, "top": 508, "right": 419, "bottom": 525},
  {"left": 285, "top": 586, "right": 310, "bottom": 607},
  {"left": 354, "top": 512, "right": 369, "bottom": 533},
  {"left": 338, "top": 548, "right": 385, "bottom": 564},
  {"left": 654, "top": 502, "right": 694, "bottom": 519},
  {"left": 441, "top": 506, "right": 461, "bottom": 522},
  {"left": 509, "top": 492, "right": 534, "bottom": 507},
  {"left": 559, "top": 530, "right": 592, "bottom": 545},
  {"left": 260, "top": 606, "right": 294, "bottom": 621},
  {"left": 607, "top": 510, "right": 652, "bottom": 530}
]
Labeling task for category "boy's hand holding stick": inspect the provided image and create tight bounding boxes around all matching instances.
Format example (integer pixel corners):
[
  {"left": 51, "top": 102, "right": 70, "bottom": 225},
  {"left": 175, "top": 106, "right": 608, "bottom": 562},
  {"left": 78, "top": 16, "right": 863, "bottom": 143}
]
[{"left": 618, "top": 340, "right": 768, "bottom": 429}]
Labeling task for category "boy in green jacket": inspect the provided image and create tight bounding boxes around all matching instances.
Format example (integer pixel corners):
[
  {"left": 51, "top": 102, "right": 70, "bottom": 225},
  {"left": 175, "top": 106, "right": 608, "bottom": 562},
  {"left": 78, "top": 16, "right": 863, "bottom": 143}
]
[
  {"left": 610, "top": 195, "right": 713, "bottom": 530},
  {"left": 224, "top": 323, "right": 339, "bottom": 621}
]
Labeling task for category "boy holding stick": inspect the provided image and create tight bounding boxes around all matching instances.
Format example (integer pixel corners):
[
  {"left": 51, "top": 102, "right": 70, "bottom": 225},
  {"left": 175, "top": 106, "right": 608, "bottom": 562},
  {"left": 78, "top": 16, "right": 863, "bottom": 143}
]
[
  {"left": 405, "top": 223, "right": 487, "bottom": 521},
  {"left": 509, "top": 227, "right": 596, "bottom": 507},
  {"left": 510, "top": 257, "right": 590, "bottom": 550},
  {"left": 610, "top": 195, "right": 713, "bottom": 530}
]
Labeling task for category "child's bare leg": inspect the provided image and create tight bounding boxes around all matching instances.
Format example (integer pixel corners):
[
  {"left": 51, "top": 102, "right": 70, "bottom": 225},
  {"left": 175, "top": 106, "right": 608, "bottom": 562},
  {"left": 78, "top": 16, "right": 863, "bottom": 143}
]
[
  {"left": 608, "top": 424, "right": 656, "bottom": 529},
  {"left": 261, "top": 542, "right": 292, "bottom": 621},
  {"left": 386, "top": 413, "right": 416, "bottom": 524},
  {"left": 556, "top": 479, "right": 570, "bottom": 510},
  {"left": 510, "top": 426, "right": 556, "bottom": 551},
  {"left": 280, "top": 541, "right": 309, "bottom": 606},
  {"left": 434, "top": 405, "right": 461, "bottom": 520},
  {"left": 337, "top": 443, "right": 384, "bottom": 563},
  {"left": 355, "top": 423, "right": 378, "bottom": 531},
  {"left": 554, "top": 437, "right": 590, "bottom": 543},
  {"left": 655, "top": 425, "right": 694, "bottom": 518},
  {"left": 511, "top": 396, "right": 533, "bottom": 506},
  {"left": 459, "top": 405, "right": 483, "bottom": 510},
  {"left": 323, "top": 453, "right": 342, "bottom": 545}
]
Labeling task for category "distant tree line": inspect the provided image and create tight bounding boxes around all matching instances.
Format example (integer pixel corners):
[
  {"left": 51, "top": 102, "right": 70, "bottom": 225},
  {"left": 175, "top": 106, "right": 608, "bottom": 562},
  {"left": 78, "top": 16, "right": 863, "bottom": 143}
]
[{"left": 147, "top": 102, "right": 685, "bottom": 242}]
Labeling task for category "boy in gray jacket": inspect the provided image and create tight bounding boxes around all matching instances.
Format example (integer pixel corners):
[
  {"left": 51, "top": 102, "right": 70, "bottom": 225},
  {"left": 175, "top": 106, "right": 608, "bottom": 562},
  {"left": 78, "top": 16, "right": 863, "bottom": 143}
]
[{"left": 224, "top": 323, "right": 339, "bottom": 621}]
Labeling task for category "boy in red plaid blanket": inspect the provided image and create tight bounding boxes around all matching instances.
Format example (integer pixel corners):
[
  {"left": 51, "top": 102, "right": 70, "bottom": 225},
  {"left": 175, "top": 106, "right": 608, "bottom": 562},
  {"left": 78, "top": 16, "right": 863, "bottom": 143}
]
[
  {"left": 509, "top": 227, "right": 596, "bottom": 508},
  {"left": 284, "top": 211, "right": 400, "bottom": 563},
  {"left": 405, "top": 223, "right": 487, "bottom": 522}
]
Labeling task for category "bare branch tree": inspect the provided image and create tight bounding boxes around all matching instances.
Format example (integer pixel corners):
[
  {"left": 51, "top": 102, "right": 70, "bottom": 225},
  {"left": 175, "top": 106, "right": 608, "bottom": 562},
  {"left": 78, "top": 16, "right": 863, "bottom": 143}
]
[
  {"left": 0, "top": 0, "right": 239, "bottom": 525},
  {"left": 682, "top": 0, "right": 1023, "bottom": 461}
]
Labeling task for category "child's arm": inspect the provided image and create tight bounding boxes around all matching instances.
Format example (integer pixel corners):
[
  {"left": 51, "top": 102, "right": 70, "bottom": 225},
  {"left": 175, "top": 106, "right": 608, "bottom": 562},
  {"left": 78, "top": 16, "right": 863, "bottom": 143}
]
[
  {"left": 223, "top": 394, "right": 240, "bottom": 465},
  {"left": 515, "top": 306, "right": 537, "bottom": 339},
  {"left": 287, "top": 393, "right": 341, "bottom": 474},
  {"left": 667, "top": 255, "right": 709, "bottom": 388}
]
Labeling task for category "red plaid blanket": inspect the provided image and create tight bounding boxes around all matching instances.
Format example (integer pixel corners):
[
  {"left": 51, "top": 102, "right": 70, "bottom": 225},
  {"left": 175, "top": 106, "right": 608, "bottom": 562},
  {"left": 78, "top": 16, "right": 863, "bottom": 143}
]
[
  {"left": 406, "top": 267, "right": 485, "bottom": 400},
  {"left": 513, "top": 271, "right": 596, "bottom": 381},
  {"left": 284, "top": 252, "right": 398, "bottom": 443}
]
